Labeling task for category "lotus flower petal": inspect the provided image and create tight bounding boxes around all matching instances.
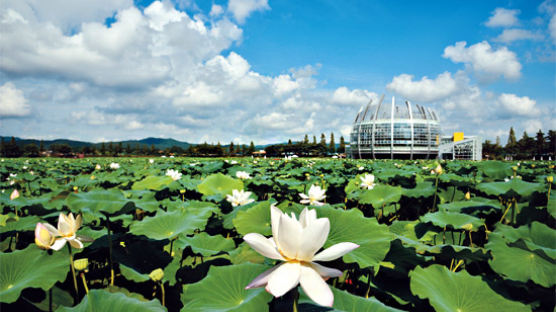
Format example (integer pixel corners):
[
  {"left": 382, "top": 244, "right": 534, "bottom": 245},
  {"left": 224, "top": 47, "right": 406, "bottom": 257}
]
[
  {"left": 299, "top": 264, "right": 334, "bottom": 307},
  {"left": 297, "top": 218, "right": 330, "bottom": 261},
  {"left": 245, "top": 264, "right": 281, "bottom": 289},
  {"left": 276, "top": 213, "right": 302, "bottom": 259},
  {"left": 312, "top": 242, "right": 360, "bottom": 262},
  {"left": 243, "top": 233, "right": 284, "bottom": 260},
  {"left": 265, "top": 261, "right": 301, "bottom": 297},
  {"left": 310, "top": 262, "right": 343, "bottom": 278}
]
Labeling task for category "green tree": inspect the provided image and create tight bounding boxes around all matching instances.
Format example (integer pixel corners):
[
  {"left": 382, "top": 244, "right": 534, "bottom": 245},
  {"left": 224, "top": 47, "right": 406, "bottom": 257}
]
[
  {"left": 100, "top": 142, "right": 106, "bottom": 155},
  {"left": 505, "top": 127, "right": 517, "bottom": 155},
  {"left": 229, "top": 141, "right": 234, "bottom": 156},
  {"left": 39, "top": 140, "right": 45, "bottom": 153},
  {"left": 320, "top": 133, "right": 326, "bottom": 147},
  {"left": 536, "top": 130, "right": 545, "bottom": 156},
  {"left": 248, "top": 141, "right": 255, "bottom": 154},
  {"left": 517, "top": 132, "right": 535, "bottom": 159},
  {"left": 5, "top": 137, "right": 21, "bottom": 157},
  {"left": 329, "top": 132, "right": 335, "bottom": 153},
  {"left": 339, "top": 136, "right": 346, "bottom": 153},
  {"left": 303, "top": 134, "right": 309, "bottom": 144},
  {"left": 23, "top": 143, "right": 40, "bottom": 157},
  {"left": 312, "top": 136, "right": 317, "bottom": 144},
  {"left": 0, "top": 138, "right": 5, "bottom": 157},
  {"left": 150, "top": 144, "right": 156, "bottom": 155},
  {"left": 126, "top": 143, "right": 133, "bottom": 154}
]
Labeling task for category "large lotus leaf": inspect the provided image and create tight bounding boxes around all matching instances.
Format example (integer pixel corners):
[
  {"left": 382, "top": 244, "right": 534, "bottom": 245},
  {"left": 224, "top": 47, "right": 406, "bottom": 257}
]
[
  {"left": 410, "top": 265, "right": 530, "bottom": 312},
  {"left": 486, "top": 232, "right": 555, "bottom": 288},
  {"left": 228, "top": 242, "right": 265, "bottom": 264},
  {"left": 344, "top": 174, "right": 371, "bottom": 195},
  {"left": 119, "top": 264, "right": 150, "bottom": 283},
  {"left": 0, "top": 215, "right": 41, "bottom": 234},
  {"left": 299, "top": 287, "right": 403, "bottom": 311},
  {"left": 439, "top": 173, "right": 475, "bottom": 187},
  {"left": 197, "top": 173, "right": 243, "bottom": 197},
  {"left": 57, "top": 289, "right": 166, "bottom": 311},
  {"left": 402, "top": 182, "right": 435, "bottom": 199},
  {"left": 318, "top": 206, "right": 394, "bottom": 269},
  {"left": 358, "top": 184, "right": 402, "bottom": 207},
  {"left": 132, "top": 175, "right": 174, "bottom": 191},
  {"left": 175, "top": 232, "right": 235, "bottom": 256},
  {"left": 181, "top": 263, "right": 272, "bottom": 312},
  {"left": 476, "top": 179, "right": 544, "bottom": 199},
  {"left": 493, "top": 222, "right": 556, "bottom": 259},
  {"left": 233, "top": 201, "right": 272, "bottom": 236},
  {"left": 548, "top": 195, "right": 556, "bottom": 218},
  {"left": 476, "top": 161, "right": 513, "bottom": 180},
  {"left": 66, "top": 189, "right": 133, "bottom": 217},
  {"left": 0, "top": 245, "right": 69, "bottom": 303},
  {"left": 129, "top": 208, "right": 213, "bottom": 240},
  {"left": 126, "top": 191, "right": 160, "bottom": 212},
  {"left": 222, "top": 201, "right": 263, "bottom": 230},
  {"left": 420, "top": 211, "right": 484, "bottom": 231},
  {"left": 438, "top": 199, "right": 500, "bottom": 215}
]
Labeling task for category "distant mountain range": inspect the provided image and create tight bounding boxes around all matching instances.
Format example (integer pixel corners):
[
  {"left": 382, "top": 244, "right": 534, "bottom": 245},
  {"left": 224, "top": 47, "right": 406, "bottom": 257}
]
[{"left": 0, "top": 136, "right": 273, "bottom": 150}]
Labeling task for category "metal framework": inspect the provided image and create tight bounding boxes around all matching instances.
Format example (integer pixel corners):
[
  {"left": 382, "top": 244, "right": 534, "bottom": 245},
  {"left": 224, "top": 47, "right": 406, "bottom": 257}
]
[{"left": 349, "top": 96, "right": 440, "bottom": 159}]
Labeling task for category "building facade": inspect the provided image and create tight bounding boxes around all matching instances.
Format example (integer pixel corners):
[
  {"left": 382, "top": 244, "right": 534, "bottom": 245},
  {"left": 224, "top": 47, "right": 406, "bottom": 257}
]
[{"left": 349, "top": 96, "right": 440, "bottom": 159}]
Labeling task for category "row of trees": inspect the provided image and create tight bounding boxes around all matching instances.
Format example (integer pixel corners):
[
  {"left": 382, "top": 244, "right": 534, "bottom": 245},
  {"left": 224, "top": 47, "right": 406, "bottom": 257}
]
[
  {"left": 483, "top": 128, "right": 555, "bottom": 160},
  {"left": 264, "top": 133, "right": 346, "bottom": 157},
  {"left": 0, "top": 137, "right": 259, "bottom": 158}
]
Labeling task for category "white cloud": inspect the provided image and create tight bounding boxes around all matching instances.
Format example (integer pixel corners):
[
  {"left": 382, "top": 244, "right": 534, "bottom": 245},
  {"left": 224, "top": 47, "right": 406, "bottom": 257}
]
[
  {"left": 494, "top": 29, "right": 544, "bottom": 43},
  {"left": 550, "top": 14, "right": 556, "bottom": 44},
  {"left": 443, "top": 41, "right": 521, "bottom": 80},
  {"left": 0, "top": 82, "right": 31, "bottom": 117},
  {"left": 332, "top": 87, "right": 377, "bottom": 105},
  {"left": 498, "top": 93, "right": 540, "bottom": 116},
  {"left": 386, "top": 72, "right": 459, "bottom": 102},
  {"left": 210, "top": 4, "right": 224, "bottom": 17},
  {"left": 227, "top": 0, "right": 269, "bottom": 24},
  {"left": 485, "top": 8, "right": 519, "bottom": 27},
  {"left": 523, "top": 119, "right": 543, "bottom": 134}
]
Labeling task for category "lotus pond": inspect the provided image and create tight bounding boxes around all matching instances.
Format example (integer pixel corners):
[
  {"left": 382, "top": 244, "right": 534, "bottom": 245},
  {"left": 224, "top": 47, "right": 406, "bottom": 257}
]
[{"left": 0, "top": 157, "right": 554, "bottom": 311}]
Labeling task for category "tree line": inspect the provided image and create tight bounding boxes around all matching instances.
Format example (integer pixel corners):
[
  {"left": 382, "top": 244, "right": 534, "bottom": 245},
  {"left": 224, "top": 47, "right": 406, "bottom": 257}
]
[
  {"left": 482, "top": 127, "right": 555, "bottom": 160},
  {"left": 264, "top": 133, "right": 346, "bottom": 157},
  {"left": 0, "top": 137, "right": 260, "bottom": 158}
]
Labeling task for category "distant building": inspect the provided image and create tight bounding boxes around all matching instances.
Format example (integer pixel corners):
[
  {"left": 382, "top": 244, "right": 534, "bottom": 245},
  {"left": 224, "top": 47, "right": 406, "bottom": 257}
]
[
  {"left": 348, "top": 95, "right": 482, "bottom": 160},
  {"left": 349, "top": 96, "right": 440, "bottom": 159}
]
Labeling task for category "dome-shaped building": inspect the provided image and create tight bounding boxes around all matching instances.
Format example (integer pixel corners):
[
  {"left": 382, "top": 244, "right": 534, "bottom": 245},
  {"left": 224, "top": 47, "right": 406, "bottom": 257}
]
[{"left": 349, "top": 95, "right": 440, "bottom": 159}]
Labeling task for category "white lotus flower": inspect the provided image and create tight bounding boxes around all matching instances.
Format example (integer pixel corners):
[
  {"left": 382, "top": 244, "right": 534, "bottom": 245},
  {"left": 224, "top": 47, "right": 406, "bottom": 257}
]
[
  {"left": 35, "top": 213, "right": 86, "bottom": 250},
  {"left": 359, "top": 174, "right": 375, "bottom": 190},
  {"left": 226, "top": 189, "right": 255, "bottom": 207},
  {"left": 236, "top": 171, "right": 251, "bottom": 180},
  {"left": 149, "top": 159, "right": 154, "bottom": 164},
  {"left": 95, "top": 164, "right": 101, "bottom": 170},
  {"left": 244, "top": 206, "right": 359, "bottom": 307},
  {"left": 299, "top": 185, "right": 326, "bottom": 206},
  {"left": 10, "top": 189, "right": 19, "bottom": 200},
  {"left": 358, "top": 166, "right": 364, "bottom": 171},
  {"left": 109, "top": 162, "right": 120, "bottom": 170},
  {"left": 165, "top": 169, "right": 182, "bottom": 181}
]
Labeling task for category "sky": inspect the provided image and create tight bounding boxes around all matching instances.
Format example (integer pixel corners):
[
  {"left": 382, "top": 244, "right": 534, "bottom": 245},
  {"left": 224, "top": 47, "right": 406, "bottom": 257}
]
[{"left": 0, "top": 0, "right": 555, "bottom": 144}]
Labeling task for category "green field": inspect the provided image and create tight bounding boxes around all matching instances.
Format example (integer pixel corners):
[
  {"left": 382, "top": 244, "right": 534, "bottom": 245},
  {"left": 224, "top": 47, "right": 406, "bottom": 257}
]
[{"left": 0, "top": 157, "right": 554, "bottom": 311}]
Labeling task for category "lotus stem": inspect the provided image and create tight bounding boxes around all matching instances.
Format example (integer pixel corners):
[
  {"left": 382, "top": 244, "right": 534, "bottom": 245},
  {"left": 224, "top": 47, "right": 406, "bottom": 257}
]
[
  {"left": 292, "top": 287, "right": 299, "bottom": 312},
  {"left": 80, "top": 273, "right": 89, "bottom": 294},
  {"left": 511, "top": 199, "right": 517, "bottom": 225},
  {"left": 499, "top": 200, "right": 513, "bottom": 223},
  {"left": 547, "top": 184, "right": 551, "bottom": 201},
  {"left": 105, "top": 215, "right": 115, "bottom": 286},
  {"left": 468, "top": 231, "right": 473, "bottom": 247},
  {"left": 432, "top": 175, "right": 439, "bottom": 212},
  {"left": 160, "top": 282, "right": 165, "bottom": 306},
  {"left": 67, "top": 245, "right": 79, "bottom": 300}
]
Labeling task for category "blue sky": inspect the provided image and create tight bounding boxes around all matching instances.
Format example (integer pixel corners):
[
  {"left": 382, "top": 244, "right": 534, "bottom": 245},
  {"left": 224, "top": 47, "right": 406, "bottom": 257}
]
[{"left": 0, "top": 0, "right": 554, "bottom": 144}]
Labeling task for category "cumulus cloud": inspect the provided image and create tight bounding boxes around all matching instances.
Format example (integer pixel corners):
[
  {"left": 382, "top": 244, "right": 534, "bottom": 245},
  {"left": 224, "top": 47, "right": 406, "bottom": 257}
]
[
  {"left": 485, "top": 8, "right": 519, "bottom": 27},
  {"left": 443, "top": 41, "right": 521, "bottom": 80},
  {"left": 386, "top": 72, "right": 460, "bottom": 102},
  {"left": 498, "top": 93, "right": 540, "bottom": 116},
  {"left": 0, "top": 82, "right": 31, "bottom": 117},
  {"left": 494, "top": 29, "right": 544, "bottom": 43},
  {"left": 332, "top": 87, "right": 378, "bottom": 105},
  {"left": 228, "top": 0, "right": 269, "bottom": 23},
  {"left": 0, "top": 1, "right": 242, "bottom": 87}
]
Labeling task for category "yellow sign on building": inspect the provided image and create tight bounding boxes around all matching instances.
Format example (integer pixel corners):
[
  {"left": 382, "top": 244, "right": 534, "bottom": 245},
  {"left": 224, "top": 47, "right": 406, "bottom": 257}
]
[{"left": 453, "top": 132, "right": 464, "bottom": 142}]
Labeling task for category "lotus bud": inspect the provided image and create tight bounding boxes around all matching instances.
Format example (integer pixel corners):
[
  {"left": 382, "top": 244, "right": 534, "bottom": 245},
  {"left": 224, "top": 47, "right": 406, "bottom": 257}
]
[
  {"left": 434, "top": 164, "right": 443, "bottom": 175},
  {"left": 74, "top": 258, "right": 89, "bottom": 271},
  {"left": 548, "top": 176, "right": 554, "bottom": 183},
  {"left": 90, "top": 175, "right": 95, "bottom": 180},
  {"left": 531, "top": 164, "right": 535, "bottom": 168},
  {"left": 465, "top": 191, "right": 471, "bottom": 200},
  {"left": 10, "top": 189, "right": 19, "bottom": 200},
  {"left": 180, "top": 189, "right": 186, "bottom": 194},
  {"left": 73, "top": 186, "right": 78, "bottom": 192},
  {"left": 511, "top": 166, "right": 518, "bottom": 171},
  {"left": 149, "top": 268, "right": 164, "bottom": 282}
]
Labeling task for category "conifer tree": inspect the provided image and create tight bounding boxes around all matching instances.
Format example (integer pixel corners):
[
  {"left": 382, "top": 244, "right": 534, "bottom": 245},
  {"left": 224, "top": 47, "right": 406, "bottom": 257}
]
[
  {"left": 329, "top": 132, "right": 335, "bottom": 153},
  {"left": 339, "top": 136, "right": 346, "bottom": 153}
]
